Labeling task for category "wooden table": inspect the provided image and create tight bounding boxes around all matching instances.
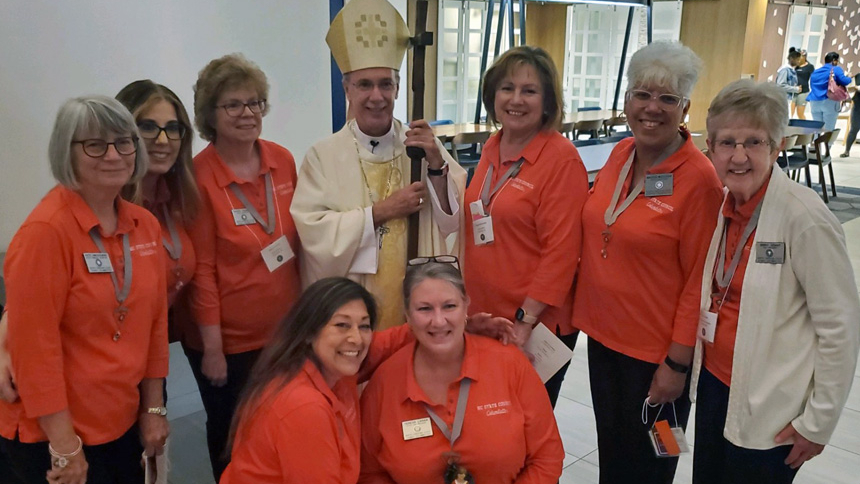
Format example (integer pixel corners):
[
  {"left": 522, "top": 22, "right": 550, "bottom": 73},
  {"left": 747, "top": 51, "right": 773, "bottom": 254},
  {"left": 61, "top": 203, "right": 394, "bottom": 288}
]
[
  {"left": 785, "top": 125, "right": 824, "bottom": 137},
  {"left": 562, "top": 109, "right": 621, "bottom": 124},
  {"left": 432, "top": 122, "right": 495, "bottom": 142}
]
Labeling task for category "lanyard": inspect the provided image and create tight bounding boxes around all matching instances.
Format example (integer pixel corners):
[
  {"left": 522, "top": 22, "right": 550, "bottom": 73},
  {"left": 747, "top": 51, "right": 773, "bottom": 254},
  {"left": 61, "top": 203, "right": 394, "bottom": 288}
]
[
  {"left": 160, "top": 204, "right": 182, "bottom": 261},
  {"left": 424, "top": 378, "right": 471, "bottom": 449},
  {"left": 229, "top": 172, "right": 275, "bottom": 235},
  {"left": 715, "top": 199, "right": 764, "bottom": 288},
  {"left": 89, "top": 228, "right": 132, "bottom": 307},
  {"left": 480, "top": 159, "right": 525, "bottom": 207}
]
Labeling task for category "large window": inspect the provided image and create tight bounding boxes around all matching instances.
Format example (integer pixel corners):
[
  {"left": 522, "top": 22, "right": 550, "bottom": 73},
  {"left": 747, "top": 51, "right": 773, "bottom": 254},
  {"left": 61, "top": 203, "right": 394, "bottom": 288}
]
[
  {"left": 436, "top": 0, "right": 521, "bottom": 123},
  {"left": 785, "top": 5, "right": 827, "bottom": 67}
]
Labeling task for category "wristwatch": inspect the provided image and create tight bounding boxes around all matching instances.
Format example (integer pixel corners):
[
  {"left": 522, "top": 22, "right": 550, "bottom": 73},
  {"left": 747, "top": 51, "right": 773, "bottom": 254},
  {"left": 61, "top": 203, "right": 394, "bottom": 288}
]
[
  {"left": 514, "top": 307, "right": 539, "bottom": 327},
  {"left": 663, "top": 355, "right": 690, "bottom": 374},
  {"left": 427, "top": 161, "right": 449, "bottom": 177},
  {"left": 145, "top": 406, "right": 168, "bottom": 417}
]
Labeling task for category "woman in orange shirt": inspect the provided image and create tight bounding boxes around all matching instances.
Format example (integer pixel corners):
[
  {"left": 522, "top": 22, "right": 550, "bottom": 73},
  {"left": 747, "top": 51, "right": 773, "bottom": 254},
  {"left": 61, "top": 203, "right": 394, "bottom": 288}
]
[
  {"left": 0, "top": 96, "right": 168, "bottom": 484},
  {"left": 571, "top": 41, "right": 723, "bottom": 483},
  {"left": 360, "top": 261, "right": 563, "bottom": 484},
  {"left": 462, "top": 46, "right": 588, "bottom": 408},
  {"left": 186, "top": 53, "right": 302, "bottom": 480}
]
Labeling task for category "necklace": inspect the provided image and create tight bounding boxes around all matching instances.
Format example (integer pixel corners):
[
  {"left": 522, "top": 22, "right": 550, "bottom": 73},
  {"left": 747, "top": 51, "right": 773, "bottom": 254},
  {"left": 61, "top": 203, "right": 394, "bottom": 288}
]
[{"left": 350, "top": 120, "right": 399, "bottom": 248}]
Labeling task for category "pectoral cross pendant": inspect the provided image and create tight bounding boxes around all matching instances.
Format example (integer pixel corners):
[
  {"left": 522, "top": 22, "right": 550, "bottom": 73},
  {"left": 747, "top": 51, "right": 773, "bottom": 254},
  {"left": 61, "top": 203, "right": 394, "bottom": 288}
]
[{"left": 378, "top": 225, "right": 390, "bottom": 249}]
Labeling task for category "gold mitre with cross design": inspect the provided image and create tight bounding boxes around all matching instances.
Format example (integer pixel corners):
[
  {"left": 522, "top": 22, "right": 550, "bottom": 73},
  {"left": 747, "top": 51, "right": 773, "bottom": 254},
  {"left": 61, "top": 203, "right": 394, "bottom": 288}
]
[{"left": 326, "top": 0, "right": 411, "bottom": 74}]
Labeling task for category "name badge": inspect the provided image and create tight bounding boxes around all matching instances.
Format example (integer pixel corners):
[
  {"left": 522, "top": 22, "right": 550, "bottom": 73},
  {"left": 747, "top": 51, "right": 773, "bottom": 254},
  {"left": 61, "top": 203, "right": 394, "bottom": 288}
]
[
  {"left": 402, "top": 417, "right": 434, "bottom": 441},
  {"left": 755, "top": 242, "right": 785, "bottom": 264},
  {"left": 649, "top": 420, "right": 690, "bottom": 458},
  {"left": 469, "top": 200, "right": 486, "bottom": 221},
  {"left": 698, "top": 310, "right": 717, "bottom": 343},
  {"left": 644, "top": 174, "right": 673, "bottom": 197},
  {"left": 83, "top": 253, "right": 114, "bottom": 273},
  {"left": 473, "top": 216, "right": 495, "bottom": 245},
  {"left": 232, "top": 208, "right": 256, "bottom": 226},
  {"left": 261, "top": 235, "right": 294, "bottom": 272}
]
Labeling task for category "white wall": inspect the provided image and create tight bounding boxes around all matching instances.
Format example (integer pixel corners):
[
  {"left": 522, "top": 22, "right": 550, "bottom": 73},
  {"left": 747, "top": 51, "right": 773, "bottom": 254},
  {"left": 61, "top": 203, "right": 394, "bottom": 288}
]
[{"left": 0, "top": 0, "right": 333, "bottom": 251}]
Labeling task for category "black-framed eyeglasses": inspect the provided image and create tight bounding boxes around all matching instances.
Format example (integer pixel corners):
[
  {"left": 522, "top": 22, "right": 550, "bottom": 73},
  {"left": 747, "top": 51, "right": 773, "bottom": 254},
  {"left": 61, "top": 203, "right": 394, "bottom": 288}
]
[
  {"left": 137, "top": 121, "right": 186, "bottom": 140},
  {"left": 626, "top": 89, "right": 686, "bottom": 110},
  {"left": 72, "top": 137, "right": 138, "bottom": 157},
  {"left": 408, "top": 255, "right": 460, "bottom": 270},
  {"left": 217, "top": 99, "right": 267, "bottom": 117}
]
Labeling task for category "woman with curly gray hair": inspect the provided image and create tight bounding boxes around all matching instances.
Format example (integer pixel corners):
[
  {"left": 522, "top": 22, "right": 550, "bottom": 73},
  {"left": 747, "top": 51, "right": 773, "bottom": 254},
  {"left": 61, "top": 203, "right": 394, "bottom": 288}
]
[
  {"left": 186, "top": 53, "right": 301, "bottom": 480},
  {"left": 572, "top": 41, "right": 724, "bottom": 483}
]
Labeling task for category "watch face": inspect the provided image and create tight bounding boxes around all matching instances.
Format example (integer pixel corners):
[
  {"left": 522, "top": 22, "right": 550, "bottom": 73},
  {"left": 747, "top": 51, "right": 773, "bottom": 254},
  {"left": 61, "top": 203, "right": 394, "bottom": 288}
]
[{"left": 515, "top": 308, "right": 524, "bottom": 321}]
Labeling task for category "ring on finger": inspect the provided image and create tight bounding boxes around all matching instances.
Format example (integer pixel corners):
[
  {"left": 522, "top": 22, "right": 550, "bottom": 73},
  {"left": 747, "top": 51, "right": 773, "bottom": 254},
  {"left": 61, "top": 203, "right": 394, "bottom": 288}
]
[{"left": 419, "top": 197, "right": 424, "bottom": 205}]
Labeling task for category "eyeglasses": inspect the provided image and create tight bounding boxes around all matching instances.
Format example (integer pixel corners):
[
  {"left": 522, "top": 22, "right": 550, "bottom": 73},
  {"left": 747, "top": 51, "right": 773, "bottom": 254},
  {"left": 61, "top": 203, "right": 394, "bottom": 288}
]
[
  {"left": 711, "top": 138, "right": 774, "bottom": 156},
  {"left": 137, "top": 121, "right": 186, "bottom": 140},
  {"left": 408, "top": 255, "right": 460, "bottom": 270},
  {"left": 626, "top": 90, "right": 686, "bottom": 110},
  {"left": 351, "top": 79, "right": 397, "bottom": 93},
  {"left": 217, "top": 99, "right": 266, "bottom": 117},
  {"left": 72, "top": 137, "right": 138, "bottom": 157}
]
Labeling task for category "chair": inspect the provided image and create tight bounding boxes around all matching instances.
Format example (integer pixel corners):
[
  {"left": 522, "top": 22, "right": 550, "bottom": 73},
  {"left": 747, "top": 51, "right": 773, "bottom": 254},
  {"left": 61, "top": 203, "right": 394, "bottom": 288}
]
[
  {"left": 559, "top": 121, "right": 576, "bottom": 140},
  {"left": 450, "top": 131, "right": 491, "bottom": 186},
  {"left": 573, "top": 119, "right": 604, "bottom": 139},
  {"left": 603, "top": 132, "right": 633, "bottom": 143},
  {"left": 603, "top": 115, "right": 628, "bottom": 137},
  {"left": 788, "top": 119, "right": 825, "bottom": 129},
  {"left": 578, "top": 106, "right": 602, "bottom": 112},
  {"left": 809, "top": 130, "right": 837, "bottom": 202},
  {"left": 691, "top": 134, "right": 708, "bottom": 153},
  {"left": 777, "top": 135, "right": 798, "bottom": 171},
  {"left": 785, "top": 133, "right": 814, "bottom": 186},
  {"left": 429, "top": 119, "right": 454, "bottom": 126},
  {"left": 573, "top": 138, "right": 603, "bottom": 148}
]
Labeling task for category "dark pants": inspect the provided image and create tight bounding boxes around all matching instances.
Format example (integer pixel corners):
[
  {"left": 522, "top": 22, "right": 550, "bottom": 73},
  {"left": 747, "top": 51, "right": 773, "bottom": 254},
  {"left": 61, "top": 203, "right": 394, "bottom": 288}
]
[
  {"left": 544, "top": 329, "right": 580, "bottom": 408},
  {"left": 588, "top": 338, "right": 691, "bottom": 484},
  {"left": 0, "top": 425, "right": 144, "bottom": 484},
  {"left": 184, "top": 346, "right": 261, "bottom": 482},
  {"left": 693, "top": 368, "right": 799, "bottom": 484},
  {"left": 845, "top": 99, "right": 860, "bottom": 154}
]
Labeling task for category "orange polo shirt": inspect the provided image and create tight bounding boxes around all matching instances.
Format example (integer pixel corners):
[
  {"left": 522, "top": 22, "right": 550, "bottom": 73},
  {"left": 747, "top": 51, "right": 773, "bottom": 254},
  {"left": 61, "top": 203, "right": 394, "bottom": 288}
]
[
  {"left": 572, "top": 134, "right": 723, "bottom": 363},
  {"left": 143, "top": 180, "right": 196, "bottom": 308},
  {"left": 359, "top": 334, "right": 564, "bottom": 484},
  {"left": 704, "top": 178, "right": 770, "bottom": 386},
  {"left": 0, "top": 186, "right": 168, "bottom": 445},
  {"left": 188, "top": 140, "right": 301, "bottom": 354},
  {"left": 221, "top": 324, "right": 412, "bottom": 484},
  {"left": 463, "top": 129, "right": 588, "bottom": 334}
]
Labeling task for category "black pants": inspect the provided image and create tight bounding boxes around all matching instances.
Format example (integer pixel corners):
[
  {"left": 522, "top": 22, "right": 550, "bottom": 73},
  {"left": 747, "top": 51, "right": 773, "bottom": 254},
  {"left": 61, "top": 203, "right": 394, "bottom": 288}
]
[
  {"left": 0, "top": 425, "right": 143, "bottom": 484},
  {"left": 543, "top": 329, "right": 580, "bottom": 408},
  {"left": 184, "top": 345, "right": 261, "bottom": 482},
  {"left": 693, "top": 368, "right": 799, "bottom": 484},
  {"left": 845, "top": 100, "right": 860, "bottom": 154},
  {"left": 587, "top": 338, "right": 691, "bottom": 484}
]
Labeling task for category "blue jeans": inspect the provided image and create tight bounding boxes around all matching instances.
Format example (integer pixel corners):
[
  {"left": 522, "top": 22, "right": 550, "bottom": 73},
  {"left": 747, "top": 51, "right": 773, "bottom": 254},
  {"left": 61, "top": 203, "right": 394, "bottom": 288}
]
[{"left": 810, "top": 99, "right": 841, "bottom": 131}]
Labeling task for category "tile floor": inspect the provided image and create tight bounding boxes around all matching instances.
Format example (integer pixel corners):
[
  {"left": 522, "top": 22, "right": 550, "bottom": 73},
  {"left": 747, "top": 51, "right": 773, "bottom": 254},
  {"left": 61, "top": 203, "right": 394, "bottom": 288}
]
[{"left": 164, "top": 139, "right": 860, "bottom": 484}]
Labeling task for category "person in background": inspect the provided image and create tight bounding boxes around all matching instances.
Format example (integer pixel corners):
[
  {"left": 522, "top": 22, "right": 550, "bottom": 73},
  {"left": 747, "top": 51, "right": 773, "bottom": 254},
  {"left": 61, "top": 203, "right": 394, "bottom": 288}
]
[
  {"left": 776, "top": 48, "right": 801, "bottom": 103},
  {"left": 572, "top": 41, "right": 724, "bottom": 483},
  {"left": 840, "top": 84, "right": 860, "bottom": 157},
  {"left": 187, "top": 53, "right": 301, "bottom": 481},
  {"left": 462, "top": 45, "right": 587, "bottom": 407},
  {"left": 695, "top": 79, "right": 860, "bottom": 483},
  {"left": 807, "top": 51, "right": 852, "bottom": 131},
  {"left": 0, "top": 96, "right": 168, "bottom": 484},
  {"left": 793, "top": 49, "right": 814, "bottom": 119},
  {"left": 359, "top": 261, "right": 564, "bottom": 484}
]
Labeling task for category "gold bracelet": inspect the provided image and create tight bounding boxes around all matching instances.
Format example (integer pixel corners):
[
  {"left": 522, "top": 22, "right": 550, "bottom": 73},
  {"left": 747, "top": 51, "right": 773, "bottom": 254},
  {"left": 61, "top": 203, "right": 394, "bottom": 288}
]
[{"left": 49, "top": 435, "right": 83, "bottom": 468}]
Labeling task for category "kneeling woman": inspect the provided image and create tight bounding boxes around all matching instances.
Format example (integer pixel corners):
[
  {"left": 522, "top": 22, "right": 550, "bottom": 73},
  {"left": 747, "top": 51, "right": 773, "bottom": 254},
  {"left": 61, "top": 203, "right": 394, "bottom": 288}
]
[
  {"left": 359, "top": 262, "right": 563, "bottom": 484},
  {"left": 693, "top": 79, "right": 860, "bottom": 483}
]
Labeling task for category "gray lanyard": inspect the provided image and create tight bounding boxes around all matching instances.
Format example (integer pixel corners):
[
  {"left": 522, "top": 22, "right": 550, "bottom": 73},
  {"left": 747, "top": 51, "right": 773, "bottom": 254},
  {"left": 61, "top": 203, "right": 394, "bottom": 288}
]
[
  {"left": 480, "top": 159, "right": 525, "bottom": 207},
  {"left": 715, "top": 199, "right": 764, "bottom": 288},
  {"left": 89, "top": 228, "right": 132, "bottom": 307},
  {"left": 229, "top": 171, "right": 275, "bottom": 235},
  {"left": 160, "top": 204, "right": 182, "bottom": 261},
  {"left": 604, "top": 143, "right": 678, "bottom": 227},
  {"left": 424, "top": 378, "right": 471, "bottom": 449}
]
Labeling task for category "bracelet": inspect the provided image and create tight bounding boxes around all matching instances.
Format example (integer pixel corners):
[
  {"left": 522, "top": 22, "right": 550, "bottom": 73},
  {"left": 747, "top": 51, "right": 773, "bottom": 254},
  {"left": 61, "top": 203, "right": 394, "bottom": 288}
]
[
  {"left": 427, "top": 161, "right": 448, "bottom": 177},
  {"left": 49, "top": 435, "right": 83, "bottom": 468},
  {"left": 663, "top": 355, "right": 690, "bottom": 374}
]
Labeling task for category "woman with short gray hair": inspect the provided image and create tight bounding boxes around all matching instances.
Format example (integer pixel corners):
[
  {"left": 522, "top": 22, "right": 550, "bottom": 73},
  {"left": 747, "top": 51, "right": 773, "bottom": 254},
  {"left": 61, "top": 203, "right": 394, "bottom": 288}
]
[
  {"left": 572, "top": 41, "right": 724, "bottom": 483},
  {"left": 0, "top": 96, "right": 169, "bottom": 484},
  {"left": 693, "top": 79, "right": 860, "bottom": 483}
]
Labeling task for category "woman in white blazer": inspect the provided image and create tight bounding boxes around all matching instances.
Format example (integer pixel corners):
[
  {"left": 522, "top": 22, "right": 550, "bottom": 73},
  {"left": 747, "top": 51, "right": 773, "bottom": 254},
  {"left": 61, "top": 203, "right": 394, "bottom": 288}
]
[{"left": 692, "top": 79, "right": 860, "bottom": 483}]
